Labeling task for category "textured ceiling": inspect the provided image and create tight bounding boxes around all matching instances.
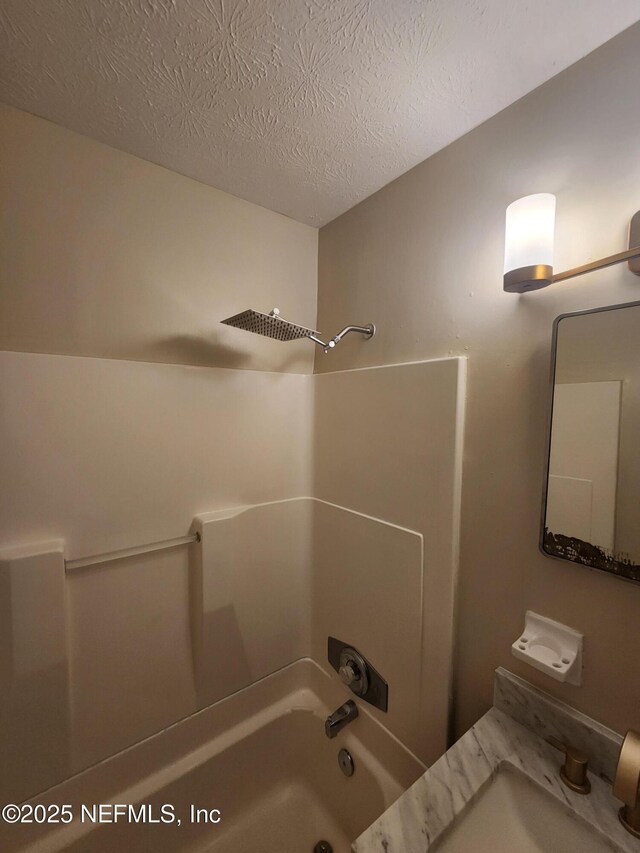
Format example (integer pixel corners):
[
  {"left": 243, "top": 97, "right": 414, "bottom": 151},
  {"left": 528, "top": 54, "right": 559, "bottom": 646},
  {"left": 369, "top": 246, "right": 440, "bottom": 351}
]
[{"left": 1, "top": 1, "right": 639, "bottom": 226}]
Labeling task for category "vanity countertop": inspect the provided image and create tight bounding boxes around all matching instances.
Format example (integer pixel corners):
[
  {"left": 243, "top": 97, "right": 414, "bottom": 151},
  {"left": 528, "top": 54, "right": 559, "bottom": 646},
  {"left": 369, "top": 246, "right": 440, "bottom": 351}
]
[{"left": 353, "top": 704, "right": 636, "bottom": 852}]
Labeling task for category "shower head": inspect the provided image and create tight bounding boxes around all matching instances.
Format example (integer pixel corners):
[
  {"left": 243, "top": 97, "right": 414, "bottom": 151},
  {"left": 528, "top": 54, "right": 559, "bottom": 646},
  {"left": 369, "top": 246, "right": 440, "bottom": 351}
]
[
  {"left": 221, "top": 308, "right": 319, "bottom": 342},
  {"left": 221, "top": 307, "right": 375, "bottom": 353}
]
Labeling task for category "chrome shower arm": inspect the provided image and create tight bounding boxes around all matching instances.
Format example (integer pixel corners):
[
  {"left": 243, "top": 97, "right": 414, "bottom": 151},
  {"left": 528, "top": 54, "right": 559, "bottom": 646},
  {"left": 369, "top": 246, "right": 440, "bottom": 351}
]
[
  {"left": 331, "top": 324, "right": 376, "bottom": 345},
  {"left": 308, "top": 323, "right": 375, "bottom": 353},
  {"left": 307, "top": 333, "right": 332, "bottom": 350}
]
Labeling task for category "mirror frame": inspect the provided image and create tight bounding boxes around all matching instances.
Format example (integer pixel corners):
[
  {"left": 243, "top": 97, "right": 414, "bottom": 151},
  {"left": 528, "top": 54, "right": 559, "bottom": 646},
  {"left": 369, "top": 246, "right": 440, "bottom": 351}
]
[{"left": 540, "top": 299, "right": 640, "bottom": 584}]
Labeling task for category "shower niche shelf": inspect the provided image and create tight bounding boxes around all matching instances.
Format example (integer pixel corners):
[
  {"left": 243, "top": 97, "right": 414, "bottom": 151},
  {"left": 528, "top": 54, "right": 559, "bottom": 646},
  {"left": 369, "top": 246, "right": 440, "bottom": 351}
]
[{"left": 511, "top": 611, "right": 583, "bottom": 685}]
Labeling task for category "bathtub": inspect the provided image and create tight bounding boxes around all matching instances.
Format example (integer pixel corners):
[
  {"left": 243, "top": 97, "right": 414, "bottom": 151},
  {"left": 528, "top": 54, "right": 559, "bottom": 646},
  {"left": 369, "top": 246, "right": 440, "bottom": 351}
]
[{"left": 2, "top": 659, "right": 425, "bottom": 853}]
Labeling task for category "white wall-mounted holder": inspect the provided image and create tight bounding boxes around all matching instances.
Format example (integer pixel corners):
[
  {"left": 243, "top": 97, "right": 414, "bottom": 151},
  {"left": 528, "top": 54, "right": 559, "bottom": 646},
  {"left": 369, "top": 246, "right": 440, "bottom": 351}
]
[{"left": 511, "top": 611, "right": 583, "bottom": 685}]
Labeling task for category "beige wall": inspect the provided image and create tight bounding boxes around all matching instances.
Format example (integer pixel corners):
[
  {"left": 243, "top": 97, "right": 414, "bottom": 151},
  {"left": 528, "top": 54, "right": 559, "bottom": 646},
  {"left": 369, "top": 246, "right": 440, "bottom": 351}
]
[
  {"left": 317, "top": 23, "right": 640, "bottom": 738},
  {"left": 0, "top": 104, "right": 318, "bottom": 374}
]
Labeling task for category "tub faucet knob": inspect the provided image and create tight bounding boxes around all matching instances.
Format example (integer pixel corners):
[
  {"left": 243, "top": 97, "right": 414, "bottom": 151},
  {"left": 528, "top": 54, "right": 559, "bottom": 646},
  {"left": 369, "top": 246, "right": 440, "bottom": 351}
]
[
  {"left": 337, "top": 647, "right": 369, "bottom": 697},
  {"left": 339, "top": 660, "right": 359, "bottom": 686}
]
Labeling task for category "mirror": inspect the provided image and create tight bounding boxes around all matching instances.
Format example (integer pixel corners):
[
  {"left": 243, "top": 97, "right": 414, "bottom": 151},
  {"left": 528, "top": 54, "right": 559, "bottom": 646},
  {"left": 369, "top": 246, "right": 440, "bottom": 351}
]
[{"left": 542, "top": 301, "right": 640, "bottom": 583}]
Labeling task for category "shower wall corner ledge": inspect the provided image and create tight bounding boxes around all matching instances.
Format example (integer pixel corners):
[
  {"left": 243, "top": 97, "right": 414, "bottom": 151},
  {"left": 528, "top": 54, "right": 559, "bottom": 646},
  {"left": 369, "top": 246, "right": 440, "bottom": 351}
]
[{"left": 0, "top": 538, "right": 65, "bottom": 560}]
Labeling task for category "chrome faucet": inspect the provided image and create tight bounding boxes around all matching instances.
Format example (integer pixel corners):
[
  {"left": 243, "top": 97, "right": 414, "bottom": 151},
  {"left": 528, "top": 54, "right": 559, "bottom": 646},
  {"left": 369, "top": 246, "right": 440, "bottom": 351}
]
[
  {"left": 325, "top": 700, "right": 359, "bottom": 739},
  {"left": 613, "top": 729, "right": 640, "bottom": 838}
]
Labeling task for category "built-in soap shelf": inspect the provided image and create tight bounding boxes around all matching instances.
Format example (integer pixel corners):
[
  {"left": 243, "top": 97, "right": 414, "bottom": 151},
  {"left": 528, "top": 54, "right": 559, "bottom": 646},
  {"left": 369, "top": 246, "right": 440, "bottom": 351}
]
[{"left": 511, "top": 611, "right": 583, "bottom": 685}]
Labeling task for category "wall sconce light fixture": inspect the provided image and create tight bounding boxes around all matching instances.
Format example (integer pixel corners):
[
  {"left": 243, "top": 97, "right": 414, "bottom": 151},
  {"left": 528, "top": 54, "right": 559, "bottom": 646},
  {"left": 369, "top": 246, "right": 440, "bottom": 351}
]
[{"left": 503, "top": 194, "right": 640, "bottom": 293}]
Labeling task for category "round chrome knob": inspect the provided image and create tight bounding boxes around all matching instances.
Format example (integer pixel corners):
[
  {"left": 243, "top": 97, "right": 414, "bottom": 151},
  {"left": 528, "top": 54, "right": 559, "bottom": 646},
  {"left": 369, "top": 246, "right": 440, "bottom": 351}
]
[
  {"left": 338, "top": 648, "right": 369, "bottom": 697},
  {"left": 339, "top": 661, "right": 358, "bottom": 686}
]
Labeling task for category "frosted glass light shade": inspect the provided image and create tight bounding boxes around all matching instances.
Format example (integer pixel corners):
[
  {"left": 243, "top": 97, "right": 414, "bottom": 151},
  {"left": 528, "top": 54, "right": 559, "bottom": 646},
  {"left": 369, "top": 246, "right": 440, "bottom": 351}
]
[
  {"left": 503, "top": 194, "right": 556, "bottom": 292},
  {"left": 504, "top": 193, "right": 556, "bottom": 272}
]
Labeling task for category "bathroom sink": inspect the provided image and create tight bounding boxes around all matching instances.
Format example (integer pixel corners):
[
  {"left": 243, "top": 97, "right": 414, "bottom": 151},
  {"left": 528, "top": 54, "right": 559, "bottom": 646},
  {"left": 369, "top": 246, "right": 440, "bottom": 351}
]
[{"left": 432, "top": 764, "right": 620, "bottom": 852}]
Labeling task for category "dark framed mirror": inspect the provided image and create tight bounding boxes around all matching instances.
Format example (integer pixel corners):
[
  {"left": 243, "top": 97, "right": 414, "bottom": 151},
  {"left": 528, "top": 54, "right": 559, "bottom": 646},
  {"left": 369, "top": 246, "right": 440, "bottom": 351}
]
[{"left": 542, "top": 301, "right": 640, "bottom": 583}]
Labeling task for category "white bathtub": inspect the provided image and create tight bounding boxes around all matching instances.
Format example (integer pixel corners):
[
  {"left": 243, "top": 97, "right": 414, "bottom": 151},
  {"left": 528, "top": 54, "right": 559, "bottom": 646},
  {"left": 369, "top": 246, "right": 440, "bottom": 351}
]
[{"left": 2, "top": 660, "right": 425, "bottom": 853}]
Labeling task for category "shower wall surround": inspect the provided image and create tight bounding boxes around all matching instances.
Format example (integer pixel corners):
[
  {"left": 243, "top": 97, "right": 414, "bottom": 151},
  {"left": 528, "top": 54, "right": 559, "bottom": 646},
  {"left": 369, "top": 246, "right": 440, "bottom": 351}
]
[
  {"left": 314, "top": 360, "right": 466, "bottom": 762},
  {"left": 196, "top": 499, "right": 425, "bottom": 750},
  {"left": 0, "top": 352, "right": 312, "bottom": 803},
  {"left": 0, "top": 355, "right": 464, "bottom": 803},
  {"left": 0, "top": 352, "right": 313, "bottom": 558}
]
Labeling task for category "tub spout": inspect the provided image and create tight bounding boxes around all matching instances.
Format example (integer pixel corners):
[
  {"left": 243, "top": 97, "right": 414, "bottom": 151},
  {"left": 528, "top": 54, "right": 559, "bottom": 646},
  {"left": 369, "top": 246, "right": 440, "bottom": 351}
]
[{"left": 325, "top": 700, "right": 359, "bottom": 739}]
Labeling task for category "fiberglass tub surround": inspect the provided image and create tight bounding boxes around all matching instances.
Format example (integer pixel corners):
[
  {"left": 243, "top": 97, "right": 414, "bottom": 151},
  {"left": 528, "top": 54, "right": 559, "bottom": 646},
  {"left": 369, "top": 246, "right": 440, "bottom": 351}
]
[{"left": 0, "top": 352, "right": 466, "bottom": 849}]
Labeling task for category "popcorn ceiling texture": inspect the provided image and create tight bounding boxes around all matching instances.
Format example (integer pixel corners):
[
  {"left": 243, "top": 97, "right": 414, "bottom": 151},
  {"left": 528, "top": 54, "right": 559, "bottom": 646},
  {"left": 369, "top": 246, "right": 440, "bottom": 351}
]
[{"left": 0, "top": 0, "right": 638, "bottom": 226}]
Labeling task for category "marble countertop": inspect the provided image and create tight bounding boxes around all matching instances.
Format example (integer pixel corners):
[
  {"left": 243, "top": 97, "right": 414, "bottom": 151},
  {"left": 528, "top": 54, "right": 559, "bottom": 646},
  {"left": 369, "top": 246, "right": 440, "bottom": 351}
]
[{"left": 353, "top": 703, "right": 637, "bottom": 852}]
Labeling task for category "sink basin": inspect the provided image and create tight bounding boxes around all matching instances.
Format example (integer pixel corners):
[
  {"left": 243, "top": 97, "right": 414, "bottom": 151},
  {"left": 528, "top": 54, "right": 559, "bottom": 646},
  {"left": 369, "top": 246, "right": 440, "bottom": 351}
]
[{"left": 432, "top": 764, "right": 621, "bottom": 852}]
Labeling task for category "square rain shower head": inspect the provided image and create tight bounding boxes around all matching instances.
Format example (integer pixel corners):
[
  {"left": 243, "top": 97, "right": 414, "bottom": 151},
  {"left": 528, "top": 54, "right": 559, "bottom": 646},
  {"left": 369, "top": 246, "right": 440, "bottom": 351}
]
[{"left": 221, "top": 308, "right": 319, "bottom": 342}]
